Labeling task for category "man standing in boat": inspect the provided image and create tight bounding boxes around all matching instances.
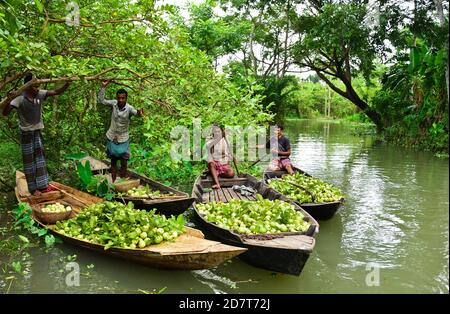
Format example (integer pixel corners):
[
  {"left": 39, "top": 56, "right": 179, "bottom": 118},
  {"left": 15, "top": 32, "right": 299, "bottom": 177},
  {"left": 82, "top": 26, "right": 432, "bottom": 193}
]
[
  {"left": 2, "top": 73, "right": 71, "bottom": 196},
  {"left": 206, "top": 125, "right": 235, "bottom": 189},
  {"left": 259, "top": 124, "right": 295, "bottom": 174},
  {"left": 98, "top": 80, "right": 144, "bottom": 182}
]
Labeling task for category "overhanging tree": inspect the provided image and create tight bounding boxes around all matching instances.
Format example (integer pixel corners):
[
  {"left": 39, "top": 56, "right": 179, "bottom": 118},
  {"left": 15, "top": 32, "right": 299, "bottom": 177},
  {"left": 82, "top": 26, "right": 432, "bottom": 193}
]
[{"left": 291, "top": 2, "right": 384, "bottom": 130}]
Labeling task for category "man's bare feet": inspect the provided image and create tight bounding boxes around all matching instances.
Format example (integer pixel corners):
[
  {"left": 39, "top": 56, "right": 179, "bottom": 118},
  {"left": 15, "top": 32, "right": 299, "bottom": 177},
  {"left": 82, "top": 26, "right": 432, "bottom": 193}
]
[
  {"left": 212, "top": 184, "right": 221, "bottom": 189},
  {"left": 40, "top": 186, "right": 56, "bottom": 193},
  {"left": 32, "top": 190, "right": 42, "bottom": 196}
]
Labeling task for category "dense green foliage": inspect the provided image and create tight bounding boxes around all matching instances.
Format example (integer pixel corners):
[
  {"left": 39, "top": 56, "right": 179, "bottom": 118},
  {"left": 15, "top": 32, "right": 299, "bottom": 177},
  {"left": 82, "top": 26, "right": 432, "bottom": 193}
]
[
  {"left": 0, "top": 0, "right": 447, "bottom": 192},
  {"left": 189, "top": 0, "right": 448, "bottom": 153},
  {"left": 11, "top": 202, "right": 60, "bottom": 247},
  {"left": 76, "top": 160, "right": 115, "bottom": 199},
  {"left": 0, "top": 0, "right": 272, "bottom": 186}
]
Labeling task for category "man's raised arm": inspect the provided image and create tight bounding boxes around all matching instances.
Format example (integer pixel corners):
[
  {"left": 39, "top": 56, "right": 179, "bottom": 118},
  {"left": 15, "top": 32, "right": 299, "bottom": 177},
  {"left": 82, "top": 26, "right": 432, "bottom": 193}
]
[{"left": 98, "top": 80, "right": 115, "bottom": 106}]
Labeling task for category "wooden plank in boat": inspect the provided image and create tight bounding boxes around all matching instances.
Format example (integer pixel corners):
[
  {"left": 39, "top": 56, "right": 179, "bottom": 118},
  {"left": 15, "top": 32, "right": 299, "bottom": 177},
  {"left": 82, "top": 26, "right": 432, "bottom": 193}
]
[
  {"left": 80, "top": 156, "right": 109, "bottom": 172},
  {"left": 147, "top": 234, "right": 222, "bottom": 254},
  {"left": 16, "top": 172, "right": 63, "bottom": 203},
  {"left": 202, "top": 191, "right": 209, "bottom": 203},
  {"left": 217, "top": 188, "right": 227, "bottom": 202},
  {"left": 226, "top": 187, "right": 241, "bottom": 200},
  {"left": 202, "top": 177, "right": 248, "bottom": 188},
  {"left": 222, "top": 188, "right": 233, "bottom": 202},
  {"left": 214, "top": 189, "right": 220, "bottom": 202},
  {"left": 16, "top": 171, "right": 31, "bottom": 197},
  {"left": 243, "top": 235, "right": 315, "bottom": 251},
  {"left": 204, "top": 177, "right": 248, "bottom": 184}
]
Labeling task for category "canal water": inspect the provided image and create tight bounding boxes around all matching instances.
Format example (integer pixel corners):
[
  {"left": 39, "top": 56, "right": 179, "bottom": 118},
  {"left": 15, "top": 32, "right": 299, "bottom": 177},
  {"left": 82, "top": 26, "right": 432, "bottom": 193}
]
[{"left": 0, "top": 120, "right": 448, "bottom": 293}]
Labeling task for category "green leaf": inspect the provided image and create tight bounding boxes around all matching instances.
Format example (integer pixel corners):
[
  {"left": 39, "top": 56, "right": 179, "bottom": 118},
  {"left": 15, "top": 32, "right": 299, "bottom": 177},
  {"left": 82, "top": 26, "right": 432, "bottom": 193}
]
[
  {"left": 18, "top": 235, "right": 29, "bottom": 243},
  {"left": 77, "top": 160, "right": 93, "bottom": 186},
  {"left": 30, "top": 226, "right": 41, "bottom": 235},
  {"left": 45, "top": 234, "right": 56, "bottom": 247},
  {"left": 14, "top": 216, "right": 31, "bottom": 227},
  {"left": 38, "top": 228, "right": 48, "bottom": 237},
  {"left": 34, "top": 0, "right": 44, "bottom": 13},
  {"left": 12, "top": 261, "right": 22, "bottom": 274}
]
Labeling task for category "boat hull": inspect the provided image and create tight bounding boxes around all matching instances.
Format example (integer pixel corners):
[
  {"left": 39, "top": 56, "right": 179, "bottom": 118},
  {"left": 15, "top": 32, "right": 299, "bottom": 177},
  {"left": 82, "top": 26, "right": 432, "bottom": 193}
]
[{"left": 191, "top": 174, "right": 318, "bottom": 276}]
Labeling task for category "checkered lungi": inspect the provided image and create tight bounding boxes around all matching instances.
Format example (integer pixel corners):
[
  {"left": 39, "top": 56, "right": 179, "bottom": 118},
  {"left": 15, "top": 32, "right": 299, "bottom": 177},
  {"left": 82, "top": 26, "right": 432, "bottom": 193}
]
[
  {"left": 268, "top": 158, "right": 293, "bottom": 171},
  {"left": 20, "top": 130, "right": 49, "bottom": 193},
  {"left": 213, "top": 160, "right": 232, "bottom": 175}
]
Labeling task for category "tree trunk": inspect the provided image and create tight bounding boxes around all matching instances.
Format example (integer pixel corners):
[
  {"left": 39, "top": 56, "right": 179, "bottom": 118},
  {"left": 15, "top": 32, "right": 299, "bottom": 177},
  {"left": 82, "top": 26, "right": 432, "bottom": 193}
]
[
  {"left": 327, "top": 87, "right": 331, "bottom": 117},
  {"left": 249, "top": 24, "right": 258, "bottom": 76},
  {"left": 281, "top": 0, "right": 291, "bottom": 78},
  {"left": 435, "top": 0, "right": 449, "bottom": 103},
  {"left": 345, "top": 80, "right": 383, "bottom": 129},
  {"left": 314, "top": 69, "right": 384, "bottom": 130}
]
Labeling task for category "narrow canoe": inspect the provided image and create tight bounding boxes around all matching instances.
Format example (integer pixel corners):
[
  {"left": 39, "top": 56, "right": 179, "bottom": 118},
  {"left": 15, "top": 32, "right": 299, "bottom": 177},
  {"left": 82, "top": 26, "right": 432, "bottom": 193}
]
[
  {"left": 15, "top": 171, "right": 246, "bottom": 270},
  {"left": 191, "top": 173, "right": 319, "bottom": 276},
  {"left": 263, "top": 167, "right": 344, "bottom": 221},
  {"left": 79, "top": 156, "right": 195, "bottom": 216}
]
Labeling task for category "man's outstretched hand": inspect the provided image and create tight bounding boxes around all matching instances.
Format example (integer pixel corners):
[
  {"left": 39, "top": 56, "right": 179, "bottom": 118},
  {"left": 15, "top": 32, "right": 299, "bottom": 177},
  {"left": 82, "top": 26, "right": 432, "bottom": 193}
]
[
  {"left": 138, "top": 108, "right": 144, "bottom": 117},
  {"left": 101, "top": 80, "right": 110, "bottom": 88}
]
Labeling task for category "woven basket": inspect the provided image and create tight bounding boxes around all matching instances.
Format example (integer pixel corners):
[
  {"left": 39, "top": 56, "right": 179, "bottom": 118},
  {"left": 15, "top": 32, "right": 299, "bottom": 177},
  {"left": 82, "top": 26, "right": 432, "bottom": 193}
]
[
  {"left": 113, "top": 179, "right": 140, "bottom": 193},
  {"left": 32, "top": 201, "right": 72, "bottom": 224}
]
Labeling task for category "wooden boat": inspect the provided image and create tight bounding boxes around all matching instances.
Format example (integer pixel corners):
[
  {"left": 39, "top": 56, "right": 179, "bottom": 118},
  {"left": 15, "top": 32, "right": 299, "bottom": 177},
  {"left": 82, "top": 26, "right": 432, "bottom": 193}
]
[
  {"left": 191, "top": 173, "right": 319, "bottom": 276},
  {"left": 15, "top": 171, "right": 246, "bottom": 271},
  {"left": 263, "top": 167, "right": 344, "bottom": 221},
  {"left": 79, "top": 156, "right": 195, "bottom": 216}
]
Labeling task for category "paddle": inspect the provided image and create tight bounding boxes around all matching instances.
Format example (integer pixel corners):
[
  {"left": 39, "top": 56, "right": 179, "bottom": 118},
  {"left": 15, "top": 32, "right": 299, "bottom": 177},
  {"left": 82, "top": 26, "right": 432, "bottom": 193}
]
[
  {"left": 232, "top": 157, "right": 240, "bottom": 176},
  {"left": 249, "top": 152, "right": 271, "bottom": 168},
  {"left": 49, "top": 183, "right": 91, "bottom": 206},
  {"left": 224, "top": 137, "right": 240, "bottom": 176}
]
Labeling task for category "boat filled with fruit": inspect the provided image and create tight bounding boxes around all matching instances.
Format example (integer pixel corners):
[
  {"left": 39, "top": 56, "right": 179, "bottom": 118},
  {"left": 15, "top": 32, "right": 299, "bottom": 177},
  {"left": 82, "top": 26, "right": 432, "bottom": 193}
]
[
  {"left": 191, "top": 173, "right": 319, "bottom": 276},
  {"left": 263, "top": 167, "right": 345, "bottom": 220},
  {"left": 14, "top": 171, "right": 246, "bottom": 270},
  {"left": 79, "top": 156, "right": 195, "bottom": 216}
]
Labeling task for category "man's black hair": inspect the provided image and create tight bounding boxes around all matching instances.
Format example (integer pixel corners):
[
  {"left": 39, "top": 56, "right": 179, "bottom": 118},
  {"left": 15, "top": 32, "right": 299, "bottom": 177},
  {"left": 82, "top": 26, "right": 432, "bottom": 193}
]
[
  {"left": 116, "top": 89, "right": 128, "bottom": 97},
  {"left": 275, "top": 123, "right": 284, "bottom": 131},
  {"left": 24, "top": 73, "right": 33, "bottom": 84}
]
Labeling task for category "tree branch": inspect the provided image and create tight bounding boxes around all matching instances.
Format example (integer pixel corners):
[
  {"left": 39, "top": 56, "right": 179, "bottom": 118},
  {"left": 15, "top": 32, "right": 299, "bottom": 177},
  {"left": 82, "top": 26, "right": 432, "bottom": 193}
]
[
  {"left": 60, "top": 50, "right": 127, "bottom": 59},
  {"left": 315, "top": 71, "right": 348, "bottom": 99},
  {"left": 0, "top": 67, "right": 143, "bottom": 110},
  {"left": 47, "top": 18, "right": 147, "bottom": 28},
  {"left": 0, "top": 71, "right": 29, "bottom": 91}
]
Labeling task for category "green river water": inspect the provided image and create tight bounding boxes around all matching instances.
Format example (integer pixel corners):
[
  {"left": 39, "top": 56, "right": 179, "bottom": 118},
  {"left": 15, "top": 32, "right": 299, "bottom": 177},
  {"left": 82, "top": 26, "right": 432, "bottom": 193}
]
[{"left": 0, "top": 119, "right": 448, "bottom": 294}]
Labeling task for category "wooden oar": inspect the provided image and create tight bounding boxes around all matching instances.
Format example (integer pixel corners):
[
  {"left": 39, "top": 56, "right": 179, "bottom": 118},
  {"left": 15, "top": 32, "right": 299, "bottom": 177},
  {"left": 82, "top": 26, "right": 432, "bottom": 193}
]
[
  {"left": 249, "top": 152, "right": 271, "bottom": 167},
  {"left": 49, "top": 184, "right": 91, "bottom": 206},
  {"left": 224, "top": 137, "right": 240, "bottom": 176},
  {"left": 232, "top": 157, "right": 240, "bottom": 176}
]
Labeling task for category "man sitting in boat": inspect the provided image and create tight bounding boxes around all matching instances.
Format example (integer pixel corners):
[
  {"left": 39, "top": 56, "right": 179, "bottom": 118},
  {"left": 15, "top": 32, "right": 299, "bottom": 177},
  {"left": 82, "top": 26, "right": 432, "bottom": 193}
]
[
  {"left": 2, "top": 73, "right": 71, "bottom": 196},
  {"left": 259, "top": 124, "right": 294, "bottom": 175},
  {"left": 98, "top": 80, "right": 144, "bottom": 182},
  {"left": 206, "top": 125, "right": 235, "bottom": 189}
]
